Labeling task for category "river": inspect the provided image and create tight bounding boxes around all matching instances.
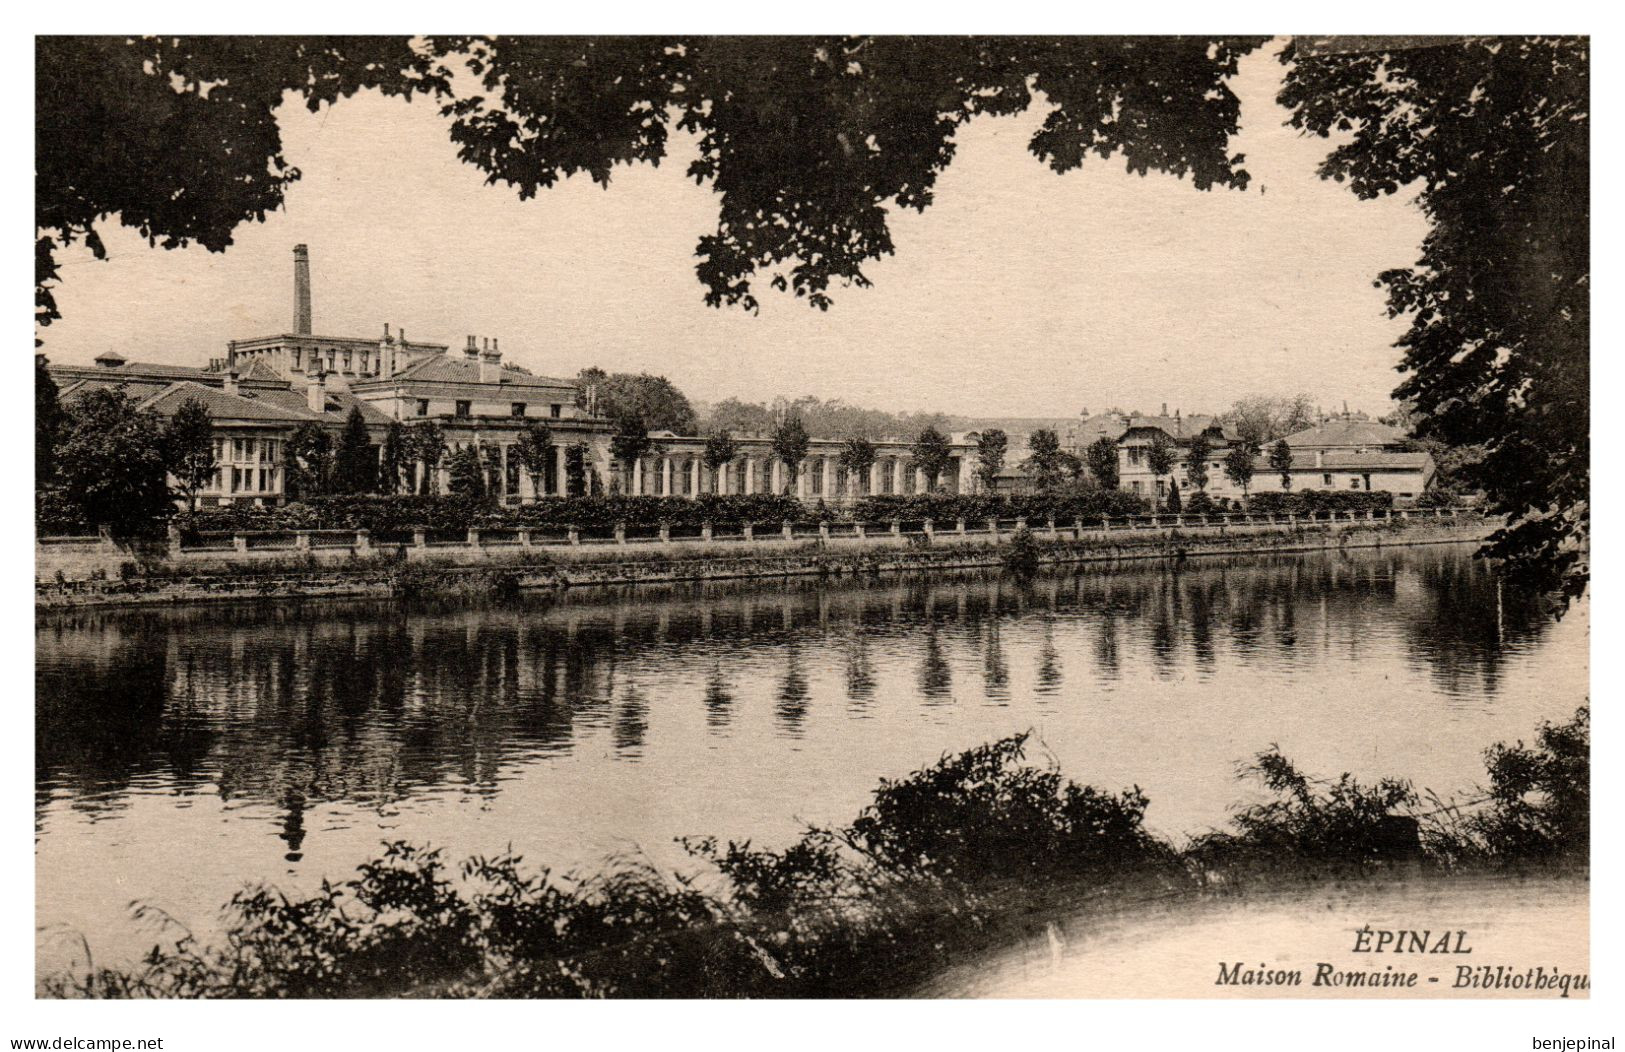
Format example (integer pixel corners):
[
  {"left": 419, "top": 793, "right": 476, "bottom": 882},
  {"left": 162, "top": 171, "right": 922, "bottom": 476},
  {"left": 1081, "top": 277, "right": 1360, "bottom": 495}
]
[{"left": 35, "top": 543, "right": 1587, "bottom": 969}]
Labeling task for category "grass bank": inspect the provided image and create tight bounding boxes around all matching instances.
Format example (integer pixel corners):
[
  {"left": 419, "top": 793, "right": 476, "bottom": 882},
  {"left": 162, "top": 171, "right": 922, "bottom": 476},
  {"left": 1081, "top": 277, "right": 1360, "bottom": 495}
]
[{"left": 41, "top": 706, "right": 1586, "bottom": 998}]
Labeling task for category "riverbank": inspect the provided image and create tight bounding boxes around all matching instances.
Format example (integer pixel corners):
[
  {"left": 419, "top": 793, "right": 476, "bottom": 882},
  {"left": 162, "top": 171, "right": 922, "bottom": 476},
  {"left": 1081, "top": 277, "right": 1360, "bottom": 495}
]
[
  {"left": 36, "top": 513, "right": 1488, "bottom": 609},
  {"left": 40, "top": 708, "right": 1587, "bottom": 999}
]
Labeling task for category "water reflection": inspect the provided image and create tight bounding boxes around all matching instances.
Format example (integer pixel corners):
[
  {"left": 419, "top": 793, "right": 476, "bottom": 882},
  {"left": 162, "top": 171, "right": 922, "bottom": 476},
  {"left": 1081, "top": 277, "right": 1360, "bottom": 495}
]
[
  {"left": 37, "top": 546, "right": 1562, "bottom": 830},
  {"left": 37, "top": 545, "right": 1578, "bottom": 964}
]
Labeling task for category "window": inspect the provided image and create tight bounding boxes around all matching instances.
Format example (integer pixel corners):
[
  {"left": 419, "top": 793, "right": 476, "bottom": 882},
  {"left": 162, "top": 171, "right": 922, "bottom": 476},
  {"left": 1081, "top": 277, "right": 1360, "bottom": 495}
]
[
  {"left": 511, "top": 402, "right": 527, "bottom": 418},
  {"left": 1322, "top": 473, "right": 1333, "bottom": 486},
  {"left": 292, "top": 348, "right": 302, "bottom": 369},
  {"left": 550, "top": 404, "right": 562, "bottom": 419},
  {"left": 455, "top": 400, "right": 471, "bottom": 419},
  {"left": 1349, "top": 477, "right": 1361, "bottom": 489},
  {"left": 416, "top": 399, "right": 430, "bottom": 417}
]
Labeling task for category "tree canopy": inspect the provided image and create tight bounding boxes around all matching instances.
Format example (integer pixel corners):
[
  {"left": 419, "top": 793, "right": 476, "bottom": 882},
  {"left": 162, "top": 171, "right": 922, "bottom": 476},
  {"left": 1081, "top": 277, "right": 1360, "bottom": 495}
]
[
  {"left": 578, "top": 368, "right": 698, "bottom": 434},
  {"left": 1279, "top": 36, "right": 1588, "bottom": 598},
  {"left": 34, "top": 35, "right": 1589, "bottom": 594}
]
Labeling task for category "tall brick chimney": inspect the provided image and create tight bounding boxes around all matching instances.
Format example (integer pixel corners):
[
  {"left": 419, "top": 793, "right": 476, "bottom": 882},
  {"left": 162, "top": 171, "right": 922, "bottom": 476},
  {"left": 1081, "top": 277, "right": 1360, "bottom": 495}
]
[{"left": 293, "top": 244, "right": 313, "bottom": 336}]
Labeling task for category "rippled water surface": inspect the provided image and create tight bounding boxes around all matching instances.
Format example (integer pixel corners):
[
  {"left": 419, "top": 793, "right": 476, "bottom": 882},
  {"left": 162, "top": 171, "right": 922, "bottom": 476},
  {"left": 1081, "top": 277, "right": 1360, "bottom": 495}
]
[{"left": 36, "top": 544, "right": 1587, "bottom": 965}]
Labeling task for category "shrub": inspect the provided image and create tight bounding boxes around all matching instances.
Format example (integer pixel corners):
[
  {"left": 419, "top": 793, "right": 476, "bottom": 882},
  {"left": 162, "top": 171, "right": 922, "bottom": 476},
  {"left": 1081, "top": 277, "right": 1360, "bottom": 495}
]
[{"left": 1187, "top": 749, "right": 1419, "bottom": 871}]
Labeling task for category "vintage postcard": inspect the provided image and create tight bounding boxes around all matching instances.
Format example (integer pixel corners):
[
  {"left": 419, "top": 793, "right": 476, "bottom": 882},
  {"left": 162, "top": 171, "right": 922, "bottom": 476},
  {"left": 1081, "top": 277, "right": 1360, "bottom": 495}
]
[{"left": 31, "top": 32, "right": 1588, "bottom": 1021}]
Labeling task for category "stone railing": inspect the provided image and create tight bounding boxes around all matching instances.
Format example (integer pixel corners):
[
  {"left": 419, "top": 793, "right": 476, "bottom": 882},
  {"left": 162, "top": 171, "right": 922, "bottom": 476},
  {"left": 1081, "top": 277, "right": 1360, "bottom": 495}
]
[{"left": 88, "top": 505, "right": 1470, "bottom": 560}]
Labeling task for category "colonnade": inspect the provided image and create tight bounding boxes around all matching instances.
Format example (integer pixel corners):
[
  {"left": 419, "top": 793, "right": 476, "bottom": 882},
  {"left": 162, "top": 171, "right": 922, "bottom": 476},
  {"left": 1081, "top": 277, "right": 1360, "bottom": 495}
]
[
  {"left": 397, "top": 441, "right": 980, "bottom": 501},
  {"left": 620, "top": 451, "right": 975, "bottom": 500}
]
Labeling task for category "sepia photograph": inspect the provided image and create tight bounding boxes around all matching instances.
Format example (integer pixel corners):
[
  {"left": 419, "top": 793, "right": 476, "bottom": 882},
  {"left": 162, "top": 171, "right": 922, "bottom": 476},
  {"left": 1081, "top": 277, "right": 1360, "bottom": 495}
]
[{"left": 27, "top": 28, "right": 1590, "bottom": 1022}]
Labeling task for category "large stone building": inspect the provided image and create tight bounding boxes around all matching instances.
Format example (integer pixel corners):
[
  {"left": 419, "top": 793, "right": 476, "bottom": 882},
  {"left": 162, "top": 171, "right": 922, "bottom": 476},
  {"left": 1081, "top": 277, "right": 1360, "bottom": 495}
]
[{"left": 50, "top": 246, "right": 980, "bottom": 507}]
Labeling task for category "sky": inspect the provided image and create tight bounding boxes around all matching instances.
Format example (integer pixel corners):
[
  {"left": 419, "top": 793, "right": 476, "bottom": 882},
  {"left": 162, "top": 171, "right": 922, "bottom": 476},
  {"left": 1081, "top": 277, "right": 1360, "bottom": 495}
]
[{"left": 39, "top": 38, "right": 1429, "bottom": 420}]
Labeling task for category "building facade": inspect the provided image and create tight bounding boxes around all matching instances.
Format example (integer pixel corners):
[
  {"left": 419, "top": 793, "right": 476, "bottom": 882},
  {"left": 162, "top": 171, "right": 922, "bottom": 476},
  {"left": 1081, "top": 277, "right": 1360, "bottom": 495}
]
[{"left": 50, "top": 245, "right": 980, "bottom": 508}]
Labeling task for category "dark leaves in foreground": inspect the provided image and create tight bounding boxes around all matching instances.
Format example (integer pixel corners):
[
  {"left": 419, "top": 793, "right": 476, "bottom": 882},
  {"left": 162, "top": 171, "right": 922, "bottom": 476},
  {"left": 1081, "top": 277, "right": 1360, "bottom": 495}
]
[{"left": 43, "top": 712, "right": 1587, "bottom": 998}]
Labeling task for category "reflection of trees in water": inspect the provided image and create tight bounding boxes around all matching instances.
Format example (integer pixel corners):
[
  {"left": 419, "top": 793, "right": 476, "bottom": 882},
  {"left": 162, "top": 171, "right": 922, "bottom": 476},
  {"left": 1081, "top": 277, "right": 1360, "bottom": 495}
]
[
  {"left": 703, "top": 667, "right": 734, "bottom": 730},
  {"left": 36, "top": 547, "right": 1560, "bottom": 853},
  {"left": 981, "top": 620, "right": 1010, "bottom": 701},
  {"left": 614, "top": 684, "right": 649, "bottom": 756},
  {"left": 776, "top": 647, "right": 810, "bottom": 737},
  {"left": 844, "top": 634, "right": 876, "bottom": 710},
  {"left": 1035, "top": 619, "right": 1063, "bottom": 696},
  {"left": 918, "top": 626, "right": 953, "bottom": 702}
]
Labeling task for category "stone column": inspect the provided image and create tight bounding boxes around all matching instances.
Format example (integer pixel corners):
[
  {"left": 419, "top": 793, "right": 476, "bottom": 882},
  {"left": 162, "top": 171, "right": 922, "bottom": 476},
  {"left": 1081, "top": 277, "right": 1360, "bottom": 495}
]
[
  {"left": 868, "top": 462, "right": 882, "bottom": 497},
  {"left": 632, "top": 457, "right": 644, "bottom": 495},
  {"left": 822, "top": 456, "right": 836, "bottom": 501},
  {"left": 771, "top": 460, "right": 784, "bottom": 495},
  {"left": 690, "top": 457, "right": 702, "bottom": 497},
  {"left": 554, "top": 445, "right": 568, "bottom": 496},
  {"left": 892, "top": 457, "right": 906, "bottom": 496},
  {"left": 914, "top": 467, "right": 928, "bottom": 495},
  {"left": 796, "top": 460, "right": 809, "bottom": 500}
]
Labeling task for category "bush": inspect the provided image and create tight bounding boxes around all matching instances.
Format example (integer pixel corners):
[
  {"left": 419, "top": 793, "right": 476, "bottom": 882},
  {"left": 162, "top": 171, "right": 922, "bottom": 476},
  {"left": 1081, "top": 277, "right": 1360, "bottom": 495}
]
[
  {"left": 1247, "top": 489, "right": 1395, "bottom": 515},
  {"left": 851, "top": 490, "right": 1148, "bottom": 525},
  {"left": 1188, "top": 750, "right": 1419, "bottom": 871},
  {"left": 1433, "top": 707, "right": 1589, "bottom": 865}
]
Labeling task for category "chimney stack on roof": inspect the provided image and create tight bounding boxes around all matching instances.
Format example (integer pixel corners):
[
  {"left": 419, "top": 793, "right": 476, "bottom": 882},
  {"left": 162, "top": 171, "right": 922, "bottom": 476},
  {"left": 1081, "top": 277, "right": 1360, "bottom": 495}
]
[
  {"left": 293, "top": 245, "right": 313, "bottom": 336},
  {"left": 465, "top": 335, "right": 479, "bottom": 360},
  {"left": 480, "top": 339, "right": 503, "bottom": 384},
  {"left": 223, "top": 368, "right": 239, "bottom": 397},
  {"left": 307, "top": 364, "right": 327, "bottom": 414},
  {"left": 1161, "top": 402, "right": 1168, "bottom": 417}
]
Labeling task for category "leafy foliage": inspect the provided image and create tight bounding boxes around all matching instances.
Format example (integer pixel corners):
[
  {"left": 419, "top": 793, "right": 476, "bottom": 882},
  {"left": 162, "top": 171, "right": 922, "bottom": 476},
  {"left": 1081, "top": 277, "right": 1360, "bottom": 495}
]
[
  {"left": 1022, "top": 429, "right": 1065, "bottom": 492},
  {"left": 445, "top": 446, "right": 485, "bottom": 500},
  {"left": 35, "top": 36, "right": 445, "bottom": 336},
  {"left": 974, "top": 429, "right": 1008, "bottom": 491},
  {"left": 284, "top": 423, "right": 334, "bottom": 500},
  {"left": 45, "top": 711, "right": 1584, "bottom": 999},
  {"left": 909, "top": 427, "right": 953, "bottom": 491},
  {"left": 1222, "top": 442, "right": 1257, "bottom": 498},
  {"left": 769, "top": 416, "right": 811, "bottom": 492},
  {"left": 54, "top": 389, "right": 173, "bottom": 535},
  {"left": 1083, "top": 436, "right": 1119, "bottom": 490},
  {"left": 332, "top": 406, "right": 376, "bottom": 495},
  {"left": 431, "top": 36, "right": 1262, "bottom": 312},
  {"left": 1280, "top": 37, "right": 1588, "bottom": 599},
  {"left": 701, "top": 430, "right": 739, "bottom": 492},
  {"left": 576, "top": 368, "right": 697, "bottom": 433},
  {"left": 36, "top": 355, "right": 67, "bottom": 484},
  {"left": 162, "top": 398, "right": 216, "bottom": 515},
  {"left": 1145, "top": 431, "right": 1178, "bottom": 481},
  {"left": 837, "top": 438, "right": 878, "bottom": 493},
  {"left": 512, "top": 421, "right": 553, "bottom": 497},
  {"left": 1268, "top": 439, "right": 1293, "bottom": 490},
  {"left": 1183, "top": 434, "right": 1211, "bottom": 491}
]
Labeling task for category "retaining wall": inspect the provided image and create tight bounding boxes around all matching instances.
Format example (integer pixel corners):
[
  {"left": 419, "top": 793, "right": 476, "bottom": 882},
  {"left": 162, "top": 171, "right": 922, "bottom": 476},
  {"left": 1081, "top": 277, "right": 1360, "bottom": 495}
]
[{"left": 36, "top": 514, "right": 1492, "bottom": 610}]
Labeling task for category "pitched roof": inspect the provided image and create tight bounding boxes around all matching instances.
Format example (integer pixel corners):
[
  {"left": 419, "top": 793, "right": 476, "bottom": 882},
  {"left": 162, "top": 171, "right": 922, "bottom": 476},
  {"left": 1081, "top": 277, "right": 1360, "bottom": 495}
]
[
  {"left": 385, "top": 354, "right": 575, "bottom": 390},
  {"left": 253, "top": 386, "right": 394, "bottom": 426},
  {"left": 137, "top": 381, "right": 320, "bottom": 424},
  {"left": 1291, "top": 450, "right": 1434, "bottom": 472},
  {"left": 1281, "top": 420, "right": 1405, "bottom": 449}
]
